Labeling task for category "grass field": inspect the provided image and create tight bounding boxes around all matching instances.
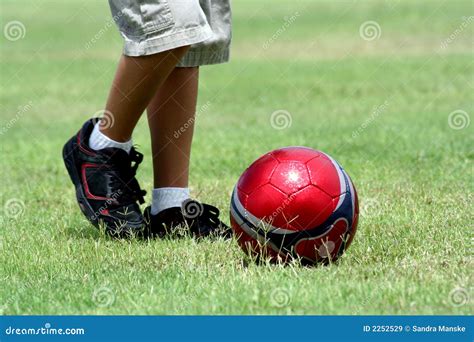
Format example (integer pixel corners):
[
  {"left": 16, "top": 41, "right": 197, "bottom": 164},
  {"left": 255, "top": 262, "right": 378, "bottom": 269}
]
[{"left": 1, "top": 0, "right": 473, "bottom": 315}]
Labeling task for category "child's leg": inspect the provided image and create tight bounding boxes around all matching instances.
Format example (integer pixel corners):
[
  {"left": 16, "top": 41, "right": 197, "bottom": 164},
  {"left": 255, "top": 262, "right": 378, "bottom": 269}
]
[
  {"left": 62, "top": 48, "right": 191, "bottom": 237},
  {"left": 144, "top": 65, "right": 231, "bottom": 237},
  {"left": 99, "top": 47, "right": 190, "bottom": 143},
  {"left": 137, "top": 0, "right": 232, "bottom": 237},
  {"left": 146, "top": 67, "right": 199, "bottom": 188},
  {"left": 145, "top": 67, "right": 198, "bottom": 215},
  {"left": 64, "top": 0, "right": 230, "bottom": 237}
]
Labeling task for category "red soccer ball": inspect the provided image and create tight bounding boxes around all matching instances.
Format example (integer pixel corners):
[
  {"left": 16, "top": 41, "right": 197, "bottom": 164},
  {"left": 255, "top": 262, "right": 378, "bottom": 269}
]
[{"left": 230, "top": 146, "right": 359, "bottom": 265}]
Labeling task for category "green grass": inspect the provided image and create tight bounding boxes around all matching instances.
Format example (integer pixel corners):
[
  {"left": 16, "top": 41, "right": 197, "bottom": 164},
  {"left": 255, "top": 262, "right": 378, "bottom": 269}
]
[{"left": 1, "top": 0, "right": 473, "bottom": 315}]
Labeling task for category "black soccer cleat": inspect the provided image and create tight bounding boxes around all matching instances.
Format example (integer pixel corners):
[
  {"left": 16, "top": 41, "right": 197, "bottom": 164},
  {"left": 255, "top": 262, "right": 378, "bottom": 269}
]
[
  {"left": 144, "top": 199, "right": 232, "bottom": 239},
  {"left": 62, "top": 119, "right": 147, "bottom": 238}
]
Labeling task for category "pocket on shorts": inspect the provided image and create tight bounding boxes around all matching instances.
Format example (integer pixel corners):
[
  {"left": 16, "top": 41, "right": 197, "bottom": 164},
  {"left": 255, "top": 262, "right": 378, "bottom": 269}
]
[{"left": 109, "top": 0, "right": 175, "bottom": 38}]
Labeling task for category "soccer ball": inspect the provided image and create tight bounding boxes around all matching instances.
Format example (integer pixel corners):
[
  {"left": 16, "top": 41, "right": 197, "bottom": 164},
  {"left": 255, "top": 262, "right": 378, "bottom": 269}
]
[{"left": 230, "top": 146, "right": 359, "bottom": 265}]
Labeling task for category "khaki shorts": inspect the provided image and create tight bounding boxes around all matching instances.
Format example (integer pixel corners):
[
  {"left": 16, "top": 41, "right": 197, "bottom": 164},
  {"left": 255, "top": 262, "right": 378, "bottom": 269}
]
[{"left": 108, "top": 0, "right": 232, "bottom": 67}]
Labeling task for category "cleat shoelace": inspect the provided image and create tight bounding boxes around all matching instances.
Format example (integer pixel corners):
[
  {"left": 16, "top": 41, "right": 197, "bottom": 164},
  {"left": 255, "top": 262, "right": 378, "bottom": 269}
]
[
  {"left": 108, "top": 148, "right": 147, "bottom": 205},
  {"left": 182, "top": 201, "right": 230, "bottom": 237}
]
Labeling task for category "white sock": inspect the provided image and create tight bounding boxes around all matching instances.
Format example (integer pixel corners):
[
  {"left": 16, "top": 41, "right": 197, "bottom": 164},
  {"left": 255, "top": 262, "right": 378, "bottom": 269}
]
[
  {"left": 151, "top": 187, "right": 190, "bottom": 215},
  {"left": 88, "top": 122, "right": 133, "bottom": 153}
]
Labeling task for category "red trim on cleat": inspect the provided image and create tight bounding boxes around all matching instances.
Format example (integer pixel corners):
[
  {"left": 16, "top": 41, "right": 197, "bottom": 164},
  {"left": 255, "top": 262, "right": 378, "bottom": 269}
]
[
  {"left": 77, "top": 131, "right": 97, "bottom": 157},
  {"left": 81, "top": 163, "right": 113, "bottom": 201}
]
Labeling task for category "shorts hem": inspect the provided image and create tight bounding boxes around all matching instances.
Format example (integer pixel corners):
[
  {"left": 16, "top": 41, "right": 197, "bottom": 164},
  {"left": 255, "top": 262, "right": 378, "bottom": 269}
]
[
  {"left": 176, "top": 49, "right": 230, "bottom": 67},
  {"left": 122, "top": 26, "right": 213, "bottom": 57}
]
